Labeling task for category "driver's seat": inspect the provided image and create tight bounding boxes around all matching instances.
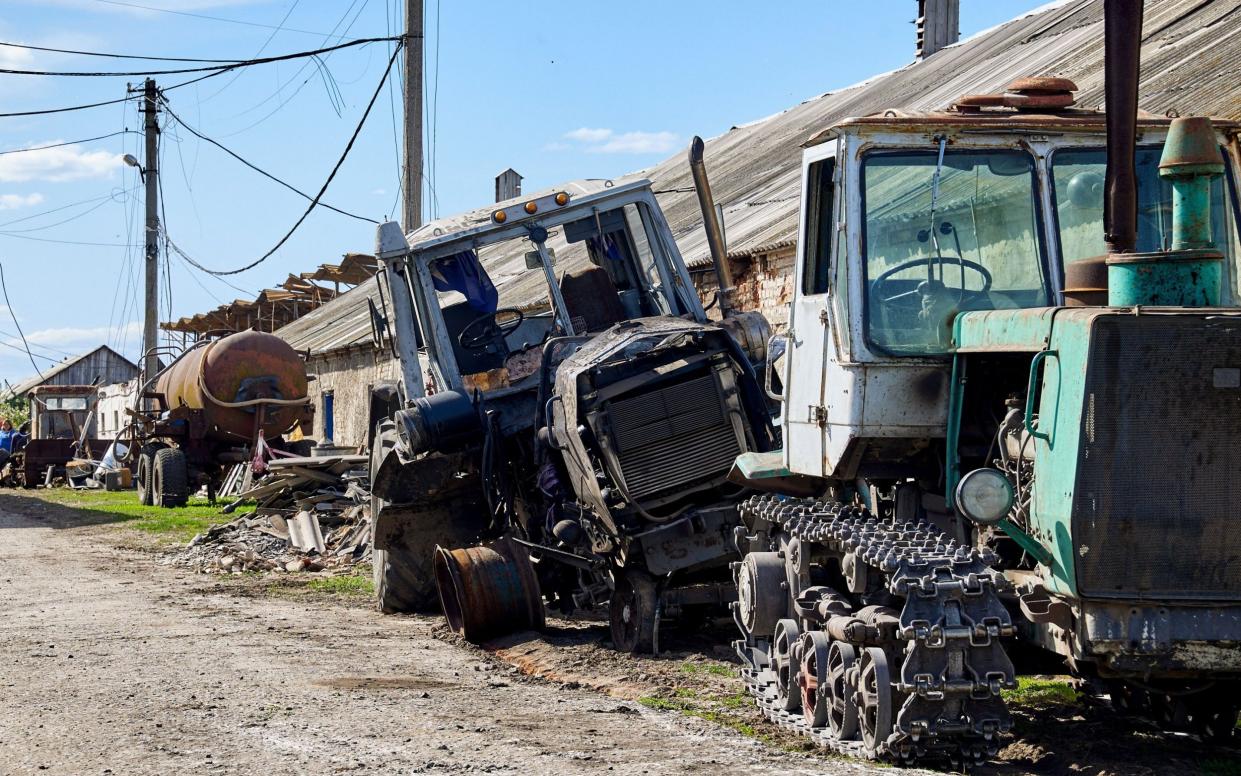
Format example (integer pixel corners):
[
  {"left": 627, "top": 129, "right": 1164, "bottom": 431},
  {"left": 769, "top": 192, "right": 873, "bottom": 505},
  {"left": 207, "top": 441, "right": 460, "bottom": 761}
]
[{"left": 442, "top": 299, "right": 508, "bottom": 374}]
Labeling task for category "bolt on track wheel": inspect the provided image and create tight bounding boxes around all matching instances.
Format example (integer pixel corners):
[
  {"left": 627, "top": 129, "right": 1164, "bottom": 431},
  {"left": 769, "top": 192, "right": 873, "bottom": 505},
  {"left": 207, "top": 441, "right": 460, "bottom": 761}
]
[
  {"left": 858, "top": 647, "right": 893, "bottom": 755},
  {"left": 772, "top": 619, "right": 802, "bottom": 711},
  {"left": 826, "top": 641, "right": 859, "bottom": 740},
  {"left": 797, "top": 631, "right": 831, "bottom": 727}
]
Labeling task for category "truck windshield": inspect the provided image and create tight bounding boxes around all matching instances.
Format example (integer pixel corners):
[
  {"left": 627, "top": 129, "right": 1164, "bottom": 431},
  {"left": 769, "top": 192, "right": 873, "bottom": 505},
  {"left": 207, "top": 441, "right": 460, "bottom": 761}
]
[
  {"left": 862, "top": 149, "right": 1049, "bottom": 355},
  {"left": 1051, "top": 146, "right": 1241, "bottom": 300}
]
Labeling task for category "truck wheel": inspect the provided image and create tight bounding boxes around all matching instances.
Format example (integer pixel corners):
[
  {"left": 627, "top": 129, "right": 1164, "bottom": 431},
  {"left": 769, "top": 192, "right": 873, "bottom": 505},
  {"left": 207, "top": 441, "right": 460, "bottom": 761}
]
[
  {"left": 370, "top": 419, "right": 484, "bottom": 613},
  {"left": 136, "top": 442, "right": 168, "bottom": 506},
  {"left": 152, "top": 448, "right": 190, "bottom": 508},
  {"left": 610, "top": 569, "right": 658, "bottom": 653}
]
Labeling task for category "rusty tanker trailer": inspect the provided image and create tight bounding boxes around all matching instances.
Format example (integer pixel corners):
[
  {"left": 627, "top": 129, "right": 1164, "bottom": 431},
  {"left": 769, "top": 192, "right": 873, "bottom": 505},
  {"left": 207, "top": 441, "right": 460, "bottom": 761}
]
[{"left": 128, "top": 330, "right": 313, "bottom": 507}]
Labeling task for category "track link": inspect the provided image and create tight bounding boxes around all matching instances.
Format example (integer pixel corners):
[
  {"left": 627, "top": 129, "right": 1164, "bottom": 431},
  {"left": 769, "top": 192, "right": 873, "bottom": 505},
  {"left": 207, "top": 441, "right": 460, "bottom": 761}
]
[{"left": 734, "top": 494, "right": 1017, "bottom": 765}]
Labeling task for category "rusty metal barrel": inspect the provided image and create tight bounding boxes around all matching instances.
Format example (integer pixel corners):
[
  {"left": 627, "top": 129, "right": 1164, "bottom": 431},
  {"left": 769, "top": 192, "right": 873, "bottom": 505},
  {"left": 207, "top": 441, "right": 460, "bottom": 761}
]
[
  {"left": 154, "top": 330, "right": 309, "bottom": 442},
  {"left": 434, "top": 538, "right": 544, "bottom": 643}
]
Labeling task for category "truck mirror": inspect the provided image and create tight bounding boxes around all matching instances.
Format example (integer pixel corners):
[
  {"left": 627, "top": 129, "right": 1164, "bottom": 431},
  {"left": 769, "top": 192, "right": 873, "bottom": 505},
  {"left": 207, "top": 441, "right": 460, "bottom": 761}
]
[{"left": 765, "top": 334, "right": 787, "bottom": 401}]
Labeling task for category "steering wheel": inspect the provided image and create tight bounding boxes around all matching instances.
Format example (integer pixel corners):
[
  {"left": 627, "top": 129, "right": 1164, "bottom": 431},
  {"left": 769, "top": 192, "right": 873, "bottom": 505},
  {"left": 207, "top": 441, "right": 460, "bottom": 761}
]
[
  {"left": 873, "top": 255, "right": 993, "bottom": 310},
  {"left": 458, "top": 307, "right": 525, "bottom": 351}
]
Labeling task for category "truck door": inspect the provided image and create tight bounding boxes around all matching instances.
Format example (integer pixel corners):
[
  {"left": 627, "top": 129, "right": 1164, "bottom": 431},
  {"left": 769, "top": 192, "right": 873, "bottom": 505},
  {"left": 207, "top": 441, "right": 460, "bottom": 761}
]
[{"left": 784, "top": 145, "right": 840, "bottom": 477}]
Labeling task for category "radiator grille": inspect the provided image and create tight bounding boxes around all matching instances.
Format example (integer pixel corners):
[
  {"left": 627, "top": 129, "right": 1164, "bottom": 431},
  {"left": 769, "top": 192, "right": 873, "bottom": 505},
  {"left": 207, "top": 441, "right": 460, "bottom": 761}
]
[
  {"left": 1073, "top": 315, "right": 1241, "bottom": 600},
  {"left": 607, "top": 373, "right": 742, "bottom": 500}
]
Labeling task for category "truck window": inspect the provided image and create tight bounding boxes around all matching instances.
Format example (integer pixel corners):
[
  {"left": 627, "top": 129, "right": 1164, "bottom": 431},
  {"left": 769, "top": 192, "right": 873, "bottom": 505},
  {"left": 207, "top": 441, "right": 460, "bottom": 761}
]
[
  {"left": 1051, "top": 146, "right": 1241, "bottom": 299},
  {"left": 801, "top": 159, "right": 836, "bottom": 296},
  {"left": 861, "top": 149, "right": 1049, "bottom": 355}
]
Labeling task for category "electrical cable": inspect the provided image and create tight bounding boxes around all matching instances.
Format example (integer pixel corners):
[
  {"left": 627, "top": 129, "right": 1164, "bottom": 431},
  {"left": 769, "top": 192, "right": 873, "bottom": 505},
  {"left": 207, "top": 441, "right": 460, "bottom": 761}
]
[
  {"left": 92, "top": 0, "right": 351, "bottom": 37},
  {"left": 200, "top": 0, "right": 303, "bottom": 103},
  {"left": 0, "top": 263, "right": 44, "bottom": 381},
  {"left": 0, "top": 188, "right": 134, "bottom": 229},
  {"left": 0, "top": 94, "right": 135, "bottom": 119},
  {"left": 185, "top": 41, "right": 401, "bottom": 277},
  {"left": 160, "top": 231, "right": 255, "bottom": 296},
  {"left": 0, "top": 41, "right": 241, "bottom": 63},
  {"left": 0, "top": 36, "right": 398, "bottom": 77},
  {"left": 160, "top": 100, "right": 377, "bottom": 224},
  {"left": 0, "top": 131, "right": 138, "bottom": 156}
]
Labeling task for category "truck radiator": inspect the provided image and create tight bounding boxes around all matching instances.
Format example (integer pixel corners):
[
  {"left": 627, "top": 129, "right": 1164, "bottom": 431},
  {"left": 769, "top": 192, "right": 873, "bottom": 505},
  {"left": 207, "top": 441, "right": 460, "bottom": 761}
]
[
  {"left": 606, "top": 373, "right": 742, "bottom": 501},
  {"left": 1073, "top": 315, "right": 1241, "bottom": 600}
]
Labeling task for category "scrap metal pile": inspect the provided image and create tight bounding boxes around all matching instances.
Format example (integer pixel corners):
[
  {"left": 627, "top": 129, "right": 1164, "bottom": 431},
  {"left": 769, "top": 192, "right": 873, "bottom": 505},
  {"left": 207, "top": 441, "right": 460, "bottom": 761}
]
[{"left": 167, "top": 453, "right": 372, "bottom": 574}]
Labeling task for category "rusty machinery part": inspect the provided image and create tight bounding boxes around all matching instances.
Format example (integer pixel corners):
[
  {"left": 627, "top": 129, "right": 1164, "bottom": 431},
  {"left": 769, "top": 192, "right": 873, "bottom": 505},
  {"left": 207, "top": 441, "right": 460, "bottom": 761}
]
[
  {"left": 609, "top": 569, "right": 659, "bottom": 654},
  {"left": 434, "top": 538, "right": 544, "bottom": 644},
  {"left": 732, "top": 494, "right": 1016, "bottom": 765},
  {"left": 153, "top": 330, "right": 309, "bottom": 442},
  {"left": 953, "top": 76, "right": 1078, "bottom": 114},
  {"left": 1106, "top": 679, "right": 1240, "bottom": 743}
]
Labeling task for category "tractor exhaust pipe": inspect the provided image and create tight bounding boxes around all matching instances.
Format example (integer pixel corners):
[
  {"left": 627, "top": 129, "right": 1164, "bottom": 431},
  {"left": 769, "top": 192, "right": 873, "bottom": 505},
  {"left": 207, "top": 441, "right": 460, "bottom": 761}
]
[
  {"left": 1102, "top": 0, "right": 1143, "bottom": 255},
  {"left": 688, "top": 136, "right": 737, "bottom": 317}
]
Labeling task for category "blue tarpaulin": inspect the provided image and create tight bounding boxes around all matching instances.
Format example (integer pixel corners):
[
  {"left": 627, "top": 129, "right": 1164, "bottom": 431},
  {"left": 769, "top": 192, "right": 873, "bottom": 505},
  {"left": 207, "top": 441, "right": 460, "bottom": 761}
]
[{"left": 430, "top": 250, "right": 498, "bottom": 313}]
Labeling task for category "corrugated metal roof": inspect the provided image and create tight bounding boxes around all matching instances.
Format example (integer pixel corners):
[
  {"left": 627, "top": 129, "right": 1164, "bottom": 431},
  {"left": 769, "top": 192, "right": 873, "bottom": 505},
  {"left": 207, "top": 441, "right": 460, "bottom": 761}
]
[{"left": 279, "top": 0, "right": 1241, "bottom": 354}]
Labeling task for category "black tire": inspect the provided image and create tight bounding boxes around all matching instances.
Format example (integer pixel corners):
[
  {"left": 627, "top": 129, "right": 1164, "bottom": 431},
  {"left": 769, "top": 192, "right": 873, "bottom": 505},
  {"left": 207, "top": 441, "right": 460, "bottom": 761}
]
[
  {"left": 136, "top": 442, "right": 168, "bottom": 506},
  {"left": 370, "top": 420, "right": 483, "bottom": 613},
  {"left": 610, "top": 569, "right": 659, "bottom": 653},
  {"left": 152, "top": 447, "right": 190, "bottom": 508}
]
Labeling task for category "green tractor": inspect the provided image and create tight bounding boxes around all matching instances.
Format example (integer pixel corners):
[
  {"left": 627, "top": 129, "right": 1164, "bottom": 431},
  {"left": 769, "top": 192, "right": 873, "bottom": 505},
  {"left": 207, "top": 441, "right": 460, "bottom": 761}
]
[{"left": 729, "top": 4, "right": 1241, "bottom": 765}]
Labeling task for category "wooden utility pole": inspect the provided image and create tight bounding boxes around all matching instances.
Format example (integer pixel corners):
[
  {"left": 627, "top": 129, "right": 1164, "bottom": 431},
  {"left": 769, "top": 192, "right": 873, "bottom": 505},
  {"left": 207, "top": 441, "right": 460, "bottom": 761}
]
[
  {"left": 141, "top": 78, "right": 160, "bottom": 385},
  {"left": 402, "top": 0, "right": 423, "bottom": 233}
]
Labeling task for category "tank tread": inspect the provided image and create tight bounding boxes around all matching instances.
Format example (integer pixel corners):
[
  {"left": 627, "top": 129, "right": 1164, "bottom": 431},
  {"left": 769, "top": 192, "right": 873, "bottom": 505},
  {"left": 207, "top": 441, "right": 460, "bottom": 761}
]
[{"left": 735, "top": 495, "right": 1017, "bottom": 765}]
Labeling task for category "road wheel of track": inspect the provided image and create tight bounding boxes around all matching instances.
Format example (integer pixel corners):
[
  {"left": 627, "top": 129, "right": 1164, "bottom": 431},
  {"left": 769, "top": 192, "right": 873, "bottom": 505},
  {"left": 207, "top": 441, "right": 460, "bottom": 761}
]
[
  {"left": 858, "top": 647, "right": 894, "bottom": 756},
  {"left": 152, "top": 447, "right": 189, "bottom": 508},
  {"left": 609, "top": 569, "right": 658, "bottom": 654},
  {"left": 826, "top": 641, "right": 859, "bottom": 740},
  {"left": 136, "top": 442, "right": 168, "bottom": 506},
  {"left": 772, "top": 618, "right": 802, "bottom": 711},
  {"left": 797, "top": 631, "right": 831, "bottom": 727}
]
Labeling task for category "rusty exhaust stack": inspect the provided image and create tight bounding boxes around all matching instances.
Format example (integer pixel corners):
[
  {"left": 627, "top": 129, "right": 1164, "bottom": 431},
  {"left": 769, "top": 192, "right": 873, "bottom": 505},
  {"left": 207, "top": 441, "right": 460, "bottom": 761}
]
[
  {"left": 1103, "top": 0, "right": 1143, "bottom": 255},
  {"left": 688, "top": 136, "right": 736, "bottom": 317}
]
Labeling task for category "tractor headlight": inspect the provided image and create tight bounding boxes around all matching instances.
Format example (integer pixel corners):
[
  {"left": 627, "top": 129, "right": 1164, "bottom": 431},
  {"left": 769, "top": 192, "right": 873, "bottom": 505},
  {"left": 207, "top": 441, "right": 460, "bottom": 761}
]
[{"left": 955, "top": 468, "right": 1014, "bottom": 525}]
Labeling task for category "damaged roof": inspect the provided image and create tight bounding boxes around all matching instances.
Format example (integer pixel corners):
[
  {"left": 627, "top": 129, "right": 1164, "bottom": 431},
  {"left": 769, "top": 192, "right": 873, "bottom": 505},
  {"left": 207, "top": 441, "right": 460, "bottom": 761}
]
[{"left": 279, "top": 0, "right": 1241, "bottom": 355}]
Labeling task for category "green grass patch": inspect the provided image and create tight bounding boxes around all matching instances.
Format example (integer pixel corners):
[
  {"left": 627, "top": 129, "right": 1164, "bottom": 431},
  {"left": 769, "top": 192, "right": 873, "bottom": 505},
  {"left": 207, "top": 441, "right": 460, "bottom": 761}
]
[
  {"left": 305, "top": 572, "right": 374, "bottom": 597},
  {"left": 1001, "top": 676, "right": 1077, "bottom": 709},
  {"left": 1203, "top": 757, "right": 1241, "bottom": 776},
  {"left": 679, "top": 660, "right": 734, "bottom": 678},
  {"left": 31, "top": 489, "right": 252, "bottom": 541}
]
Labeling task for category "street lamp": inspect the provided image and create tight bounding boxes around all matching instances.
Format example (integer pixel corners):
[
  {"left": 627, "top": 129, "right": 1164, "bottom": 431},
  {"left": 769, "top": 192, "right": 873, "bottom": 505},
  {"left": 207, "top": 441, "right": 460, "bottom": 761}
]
[{"left": 122, "top": 153, "right": 145, "bottom": 179}]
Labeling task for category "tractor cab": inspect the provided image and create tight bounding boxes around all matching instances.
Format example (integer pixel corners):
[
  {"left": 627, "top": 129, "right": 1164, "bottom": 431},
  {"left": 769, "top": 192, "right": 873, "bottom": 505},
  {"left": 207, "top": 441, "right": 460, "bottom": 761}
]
[
  {"left": 776, "top": 83, "right": 1241, "bottom": 482},
  {"left": 385, "top": 179, "right": 705, "bottom": 410}
]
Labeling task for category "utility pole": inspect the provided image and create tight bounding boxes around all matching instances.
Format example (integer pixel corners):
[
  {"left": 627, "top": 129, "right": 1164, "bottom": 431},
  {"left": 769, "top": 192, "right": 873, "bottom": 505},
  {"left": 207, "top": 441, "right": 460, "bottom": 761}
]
[
  {"left": 141, "top": 78, "right": 160, "bottom": 385},
  {"left": 402, "top": 0, "right": 423, "bottom": 233}
]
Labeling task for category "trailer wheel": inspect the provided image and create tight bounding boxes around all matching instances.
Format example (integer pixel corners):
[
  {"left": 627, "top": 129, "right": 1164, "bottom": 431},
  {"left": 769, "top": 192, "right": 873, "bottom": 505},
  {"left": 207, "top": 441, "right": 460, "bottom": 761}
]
[
  {"left": 136, "top": 443, "right": 168, "bottom": 506},
  {"left": 610, "top": 569, "right": 658, "bottom": 653},
  {"left": 152, "top": 447, "right": 190, "bottom": 508}
]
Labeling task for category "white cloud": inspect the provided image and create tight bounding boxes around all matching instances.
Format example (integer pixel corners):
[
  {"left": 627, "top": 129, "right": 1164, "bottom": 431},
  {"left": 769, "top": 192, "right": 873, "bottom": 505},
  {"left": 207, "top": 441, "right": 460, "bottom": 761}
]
[
  {"left": 5, "top": 321, "right": 139, "bottom": 350},
  {"left": 557, "top": 127, "right": 680, "bottom": 155},
  {"left": 0, "top": 193, "right": 44, "bottom": 210},
  {"left": 0, "top": 143, "right": 122, "bottom": 183},
  {"left": 0, "top": 45, "right": 34, "bottom": 70},
  {"left": 565, "top": 127, "right": 613, "bottom": 143}
]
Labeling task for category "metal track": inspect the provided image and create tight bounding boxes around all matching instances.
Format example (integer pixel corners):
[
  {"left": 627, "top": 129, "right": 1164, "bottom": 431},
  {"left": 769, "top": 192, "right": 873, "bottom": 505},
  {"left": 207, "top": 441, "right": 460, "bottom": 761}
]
[{"left": 734, "top": 494, "right": 1018, "bottom": 765}]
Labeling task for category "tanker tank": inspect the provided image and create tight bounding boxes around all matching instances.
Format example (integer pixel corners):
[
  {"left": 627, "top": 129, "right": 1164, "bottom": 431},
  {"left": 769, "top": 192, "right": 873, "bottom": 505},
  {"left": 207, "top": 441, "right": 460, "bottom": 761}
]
[{"left": 154, "top": 330, "right": 310, "bottom": 443}]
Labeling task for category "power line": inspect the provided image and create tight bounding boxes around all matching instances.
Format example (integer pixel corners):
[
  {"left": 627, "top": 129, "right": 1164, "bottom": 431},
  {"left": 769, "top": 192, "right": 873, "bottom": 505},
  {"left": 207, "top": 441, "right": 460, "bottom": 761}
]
[
  {"left": 0, "top": 36, "right": 399, "bottom": 77},
  {"left": 0, "top": 94, "right": 135, "bottom": 119},
  {"left": 160, "top": 101, "right": 377, "bottom": 224},
  {"left": 185, "top": 41, "right": 402, "bottom": 277},
  {"left": 0, "top": 131, "right": 138, "bottom": 156},
  {"left": 0, "top": 188, "right": 133, "bottom": 229},
  {"left": 0, "top": 41, "right": 241, "bottom": 63},
  {"left": 0, "top": 232, "right": 137, "bottom": 247},
  {"left": 200, "top": 0, "right": 304, "bottom": 103},
  {"left": 0, "top": 263, "right": 44, "bottom": 381},
  {"left": 92, "top": 0, "right": 352, "bottom": 37}
]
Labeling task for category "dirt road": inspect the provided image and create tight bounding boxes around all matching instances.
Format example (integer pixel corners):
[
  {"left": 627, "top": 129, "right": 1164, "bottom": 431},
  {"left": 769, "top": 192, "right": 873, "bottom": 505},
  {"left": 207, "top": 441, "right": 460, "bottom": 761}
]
[{"left": 0, "top": 498, "right": 885, "bottom": 776}]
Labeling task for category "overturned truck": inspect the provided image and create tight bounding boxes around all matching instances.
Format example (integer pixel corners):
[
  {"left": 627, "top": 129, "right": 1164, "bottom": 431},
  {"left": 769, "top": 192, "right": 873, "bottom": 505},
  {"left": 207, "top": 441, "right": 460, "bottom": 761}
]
[{"left": 368, "top": 178, "right": 775, "bottom": 651}]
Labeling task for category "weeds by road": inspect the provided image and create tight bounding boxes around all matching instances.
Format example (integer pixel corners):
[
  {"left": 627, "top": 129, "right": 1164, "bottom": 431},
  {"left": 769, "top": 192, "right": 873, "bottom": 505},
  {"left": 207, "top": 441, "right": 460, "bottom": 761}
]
[{"left": 31, "top": 489, "right": 254, "bottom": 542}]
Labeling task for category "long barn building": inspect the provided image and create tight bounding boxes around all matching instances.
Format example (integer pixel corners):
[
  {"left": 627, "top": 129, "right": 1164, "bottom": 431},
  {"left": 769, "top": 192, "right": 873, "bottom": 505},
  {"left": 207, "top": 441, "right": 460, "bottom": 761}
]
[{"left": 277, "top": 0, "right": 1241, "bottom": 448}]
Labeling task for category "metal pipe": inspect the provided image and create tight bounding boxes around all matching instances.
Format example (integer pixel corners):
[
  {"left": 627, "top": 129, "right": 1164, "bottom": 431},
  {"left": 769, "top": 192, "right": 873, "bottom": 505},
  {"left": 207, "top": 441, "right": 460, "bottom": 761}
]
[
  {"left": 688, "top": 136, "right": 736, "bottom": 317},
  {"left": 1103, "top": 0, "right": 1143, "bottom": 255}
]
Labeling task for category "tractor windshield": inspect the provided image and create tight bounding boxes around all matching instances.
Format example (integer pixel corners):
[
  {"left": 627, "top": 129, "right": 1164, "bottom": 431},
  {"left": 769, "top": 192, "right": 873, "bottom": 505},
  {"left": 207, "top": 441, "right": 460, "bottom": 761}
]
[
  {"left": 861, "top": 149, "right": 1050, "bottom": 355},
  {"left": 1051, "top": 146, "right": 1241, "bottom": 301}
]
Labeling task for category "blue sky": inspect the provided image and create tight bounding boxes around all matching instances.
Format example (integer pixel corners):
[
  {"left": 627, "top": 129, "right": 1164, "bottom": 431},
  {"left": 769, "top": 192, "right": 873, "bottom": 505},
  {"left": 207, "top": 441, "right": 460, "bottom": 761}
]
[{"left": 0, "top": 0, "right": 1043, "bottom": 385}]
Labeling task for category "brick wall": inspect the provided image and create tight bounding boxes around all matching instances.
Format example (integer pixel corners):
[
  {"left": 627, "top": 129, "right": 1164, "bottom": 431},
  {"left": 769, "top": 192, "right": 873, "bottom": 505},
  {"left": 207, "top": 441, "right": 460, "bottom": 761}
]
[{"left": 690, "top": 245, "right": 797, "bottom": 331}]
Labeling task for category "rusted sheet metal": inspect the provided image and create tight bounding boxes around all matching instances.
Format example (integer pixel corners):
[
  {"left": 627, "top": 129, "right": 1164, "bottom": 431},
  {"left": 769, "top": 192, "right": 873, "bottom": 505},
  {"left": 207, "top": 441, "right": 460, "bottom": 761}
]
[
  {"left": 154, "top": 330, "right": 308, "bottom": 442},
  {"left": 434, "top": 538, "right": 544, "bottom": 643}
]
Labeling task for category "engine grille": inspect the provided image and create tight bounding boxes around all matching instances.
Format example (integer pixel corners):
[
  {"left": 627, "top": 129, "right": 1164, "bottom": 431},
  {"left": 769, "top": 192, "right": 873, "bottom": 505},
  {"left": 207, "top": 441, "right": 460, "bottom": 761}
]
[
  {"left": 606, "top": 373, "right": 742, "bottom": 501},
  {"left": 1073, "top": 315, "right": 1241, "bottom": 600}
]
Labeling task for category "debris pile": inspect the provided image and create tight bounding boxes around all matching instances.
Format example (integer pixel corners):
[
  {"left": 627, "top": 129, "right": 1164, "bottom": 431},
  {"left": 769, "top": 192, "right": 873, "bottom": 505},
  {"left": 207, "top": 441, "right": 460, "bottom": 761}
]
[{"left": 168, "top": 454, "right": 373, "bottom": 574}]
